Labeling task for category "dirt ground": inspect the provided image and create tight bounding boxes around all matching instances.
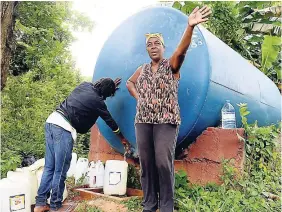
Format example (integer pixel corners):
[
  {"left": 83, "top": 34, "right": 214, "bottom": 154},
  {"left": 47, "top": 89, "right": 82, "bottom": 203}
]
[
  {"left": 87, "top": 198, "right": 128, "bottom": 212},
  {"left": 74, "top": 198, "right": 167, "bottom": 212}
]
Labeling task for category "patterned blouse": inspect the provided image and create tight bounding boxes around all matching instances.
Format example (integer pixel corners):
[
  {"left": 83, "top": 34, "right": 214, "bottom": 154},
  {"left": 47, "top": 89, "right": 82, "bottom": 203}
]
[{"left": 135, "top": 58, "right": 181, "bottom": 125}]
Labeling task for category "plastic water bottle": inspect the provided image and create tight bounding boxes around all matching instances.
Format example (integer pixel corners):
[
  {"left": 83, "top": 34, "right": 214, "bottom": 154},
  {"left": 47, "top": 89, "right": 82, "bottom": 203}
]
[{"left": 221, "top": 100, "right": 236, "bottom": 129}]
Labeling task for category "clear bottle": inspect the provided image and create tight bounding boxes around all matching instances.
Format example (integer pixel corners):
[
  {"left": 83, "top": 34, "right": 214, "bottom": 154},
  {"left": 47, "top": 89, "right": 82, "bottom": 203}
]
[{"left": 221, "top": 100, "right": 236, "bottom": 129}]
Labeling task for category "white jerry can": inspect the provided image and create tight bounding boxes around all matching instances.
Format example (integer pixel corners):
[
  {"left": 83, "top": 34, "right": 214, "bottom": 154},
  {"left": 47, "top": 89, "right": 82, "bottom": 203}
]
[
  {"left": 0, "top": 178, "right": 31, "bottom": 212},
  {"left": 7, "top": 167, "right": 37, "bottom": 205},
  {"left": 67, "top": 152, "right": 77, "bottom": 178},
  {"left": 89, "top": 160, "right": 105, "bottom": 188},
  {"left": 88, "top": 161, "right": 96, "bottom": 188},
  {"left": 74, "top": 158, "right": 89, "bottom": 185},
  {"left": 103, "top": 160, "right": 128, "bottom": 195},
  {"left": 36, "top": 167, "right": 68, "bottom": 202},
  {"left": 95, "top": 160, "right": 105, "bottom": 188}
]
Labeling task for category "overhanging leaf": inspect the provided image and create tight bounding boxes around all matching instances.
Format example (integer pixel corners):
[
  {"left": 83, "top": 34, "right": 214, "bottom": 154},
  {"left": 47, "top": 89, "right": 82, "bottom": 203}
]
[
  {"left": 261, "top": 35, "right": 281, "bottom": 73},
  {"left": 172, "top": 1, "right": 182, "bottom": 10},
  {"left": 181, "top": 4, "right": 190, "bottom": 15},
  {"left": 183, "top": 1, "right": 202, "bottom": 14}
]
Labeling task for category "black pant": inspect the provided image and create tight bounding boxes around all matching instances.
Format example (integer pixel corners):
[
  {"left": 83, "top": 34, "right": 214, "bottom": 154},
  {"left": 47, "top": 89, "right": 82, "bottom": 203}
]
[{"left": 135, "top": 123, "right": 179, "bottom": 212}]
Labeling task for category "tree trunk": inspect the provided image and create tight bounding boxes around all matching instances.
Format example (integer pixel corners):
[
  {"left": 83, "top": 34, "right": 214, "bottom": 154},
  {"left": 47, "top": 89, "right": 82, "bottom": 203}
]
[{"left": 1, "top": 1, "right": 18, "bottom": 91}]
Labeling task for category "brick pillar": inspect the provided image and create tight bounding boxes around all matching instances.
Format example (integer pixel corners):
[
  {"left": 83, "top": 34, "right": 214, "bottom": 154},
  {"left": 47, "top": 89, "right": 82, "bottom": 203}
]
[
  {"left": 176, "top": 127, "right": 245, "bottom": 185},
  {"left": 88, "top": 125, "right": 136, "bottom": 165},
  {"left": 89, "top": 126, "right": 245, "bottom": 185}
]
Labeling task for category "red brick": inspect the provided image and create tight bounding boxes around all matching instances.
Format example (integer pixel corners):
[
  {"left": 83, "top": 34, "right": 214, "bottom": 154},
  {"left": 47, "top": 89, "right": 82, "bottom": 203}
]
[{"left": 186, "top": 161, "right": 222, "bottom": 185}]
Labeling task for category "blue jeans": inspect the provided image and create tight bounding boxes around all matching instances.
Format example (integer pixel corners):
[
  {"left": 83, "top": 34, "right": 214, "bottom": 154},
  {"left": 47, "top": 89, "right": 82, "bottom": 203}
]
[{"left": 35, "top": 123, "right": 73, "bottom": 210}]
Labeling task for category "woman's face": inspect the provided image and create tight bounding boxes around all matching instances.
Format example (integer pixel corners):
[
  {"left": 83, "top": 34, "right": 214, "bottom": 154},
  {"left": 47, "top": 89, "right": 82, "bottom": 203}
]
[{"left": 146, "top": 37, "right": 165, "bottom": 61}]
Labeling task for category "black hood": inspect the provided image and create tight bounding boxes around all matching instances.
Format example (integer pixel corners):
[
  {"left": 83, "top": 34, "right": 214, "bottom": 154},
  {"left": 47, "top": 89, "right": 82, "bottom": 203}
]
[{"left": 93, "top": 78, "right": 116, "bottom": 100}]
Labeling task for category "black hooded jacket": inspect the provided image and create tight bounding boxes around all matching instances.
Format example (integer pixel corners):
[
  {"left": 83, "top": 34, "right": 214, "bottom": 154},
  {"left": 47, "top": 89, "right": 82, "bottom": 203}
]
[{"left": 56, "top": 79, "right": 119, "bottom": 134}]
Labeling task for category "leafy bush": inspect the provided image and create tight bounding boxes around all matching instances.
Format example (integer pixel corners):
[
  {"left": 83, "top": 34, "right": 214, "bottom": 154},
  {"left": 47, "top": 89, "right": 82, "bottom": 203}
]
[
  {"left": 122, "top": 197, "right": 142, "bottom": 212},
  {"left": 127, "top": 164, "right": 142, "bottom": 190},
  {"left": 173, "top": 1, "right": 281, "bottom": 91},
  {"left": 174, "top": 104, "right": 281, "bottom": 211},
  {"left": 74, "top": 132, "right": 91, "bottom": 159},
  {"left": 75, "top": 201, "right": 102, "bottom": 212},
  {"left": 0, "top": 2, "right": 93, "bottom": 178}
]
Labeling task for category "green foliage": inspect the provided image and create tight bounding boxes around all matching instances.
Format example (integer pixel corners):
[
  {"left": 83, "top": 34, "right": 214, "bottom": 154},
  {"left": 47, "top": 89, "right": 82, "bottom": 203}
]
[
  {"left": 238, "top": 2, "right": 282, "bottom": 87},
  {"left": 74, "top": 133, "right": 91, "bottom": 159},
  {"left": 75, "top": 201, "right": 102, "bottom": 212},
  {"left": 237, "top": 104, "right": 281, "bottom": 187},
  {"left": 232, "top": 2, "right": 281, "bottom": 89},
  {"left": 10, "top": 2, "right": 93, "bottom": 78},
  {"left": 180, "top": 2, "right": 202, "bottom": 15},
  {"left": 172, "top": 1, "right": 182, "bottom": 11},
  {"left": 240, "top": 3, "right": 281, "bottom": 36},
  {"left": 0, "top": 150, "right": 22, "bottom": 179},
  {"left": 174, "top": 104, "right": 281, "bottom": 211},
  {"left": 172, "top": 1, "right": 281, "bottom": 90},
  {"left": 127, "top": 164, "right": 142, "bottom": 189},
  {"left": 261, "top": 35, "right": 281, "bottom": 77},
  {"left": 122, "top": 197, "right": 142, "bottom": 212},
  {"left": 1, "top": 2, "right": 93, "bottom": 178},
  {"left": 1, "top": 72, "right": 80, "bottom": 178},
  {"left": 236, "top": 1, "right": 275, "bottom": 10},
  {"left": 206, "top": 2, "right": 243, "bottom": 49},
  {"left": 75, "top": 174, "right": 88, "bottom": 186},
  {"left": 172, "top": 2, "right": 245, "bottom": 57},
  {"left": 65, "top": 176, "right": 80, "bottom": 200}
]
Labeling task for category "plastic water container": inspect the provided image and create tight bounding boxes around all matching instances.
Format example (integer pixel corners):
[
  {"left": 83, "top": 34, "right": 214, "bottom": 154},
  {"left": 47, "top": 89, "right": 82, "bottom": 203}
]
[
  {"left": 221, "top": 100, "right": 236, "bottom": 129},
  {"left": 95, "top": 161, "right": 105, "bottom": 188},
  {"left": 103, "top": 160, "right": 128, "bottom": 195},
  {"left": 0, "top": 178, "right": 31, "bottom": 212},
  {"left": 88, "top": 161, "right": 96, "bottom": 188},
  {"left": 67, "top": 153, "right": 77, "bottom": 177},
  {"left": 36, "top": 167, "right": 68, "bottom": 202},
  {"left": 7, "top": 167, "right": 37, "bottom": 205},
  {"left": 75, "top": 158, "right": 89, "bottom": 185},
  {"left": 89, "top": 160, "right": 105, "bottom": 188}
]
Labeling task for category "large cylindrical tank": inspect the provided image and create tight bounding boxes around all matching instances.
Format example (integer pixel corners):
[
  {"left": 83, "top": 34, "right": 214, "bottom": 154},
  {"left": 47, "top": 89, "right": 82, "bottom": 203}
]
[{"left": 93, "top": 6, "right": 281, "bottom": 154}]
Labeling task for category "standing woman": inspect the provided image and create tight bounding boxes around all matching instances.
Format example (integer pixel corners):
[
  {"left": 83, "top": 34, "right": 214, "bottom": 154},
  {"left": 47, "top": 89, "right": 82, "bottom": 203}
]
[{"left": 126, "top": 6, "right": 211, "bottom": 212}]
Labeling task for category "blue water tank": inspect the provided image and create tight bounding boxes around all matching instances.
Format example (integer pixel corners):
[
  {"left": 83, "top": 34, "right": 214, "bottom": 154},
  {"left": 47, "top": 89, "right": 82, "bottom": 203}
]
[{"left": 93, "top": 6, "right": 281, "bottom": 154}]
